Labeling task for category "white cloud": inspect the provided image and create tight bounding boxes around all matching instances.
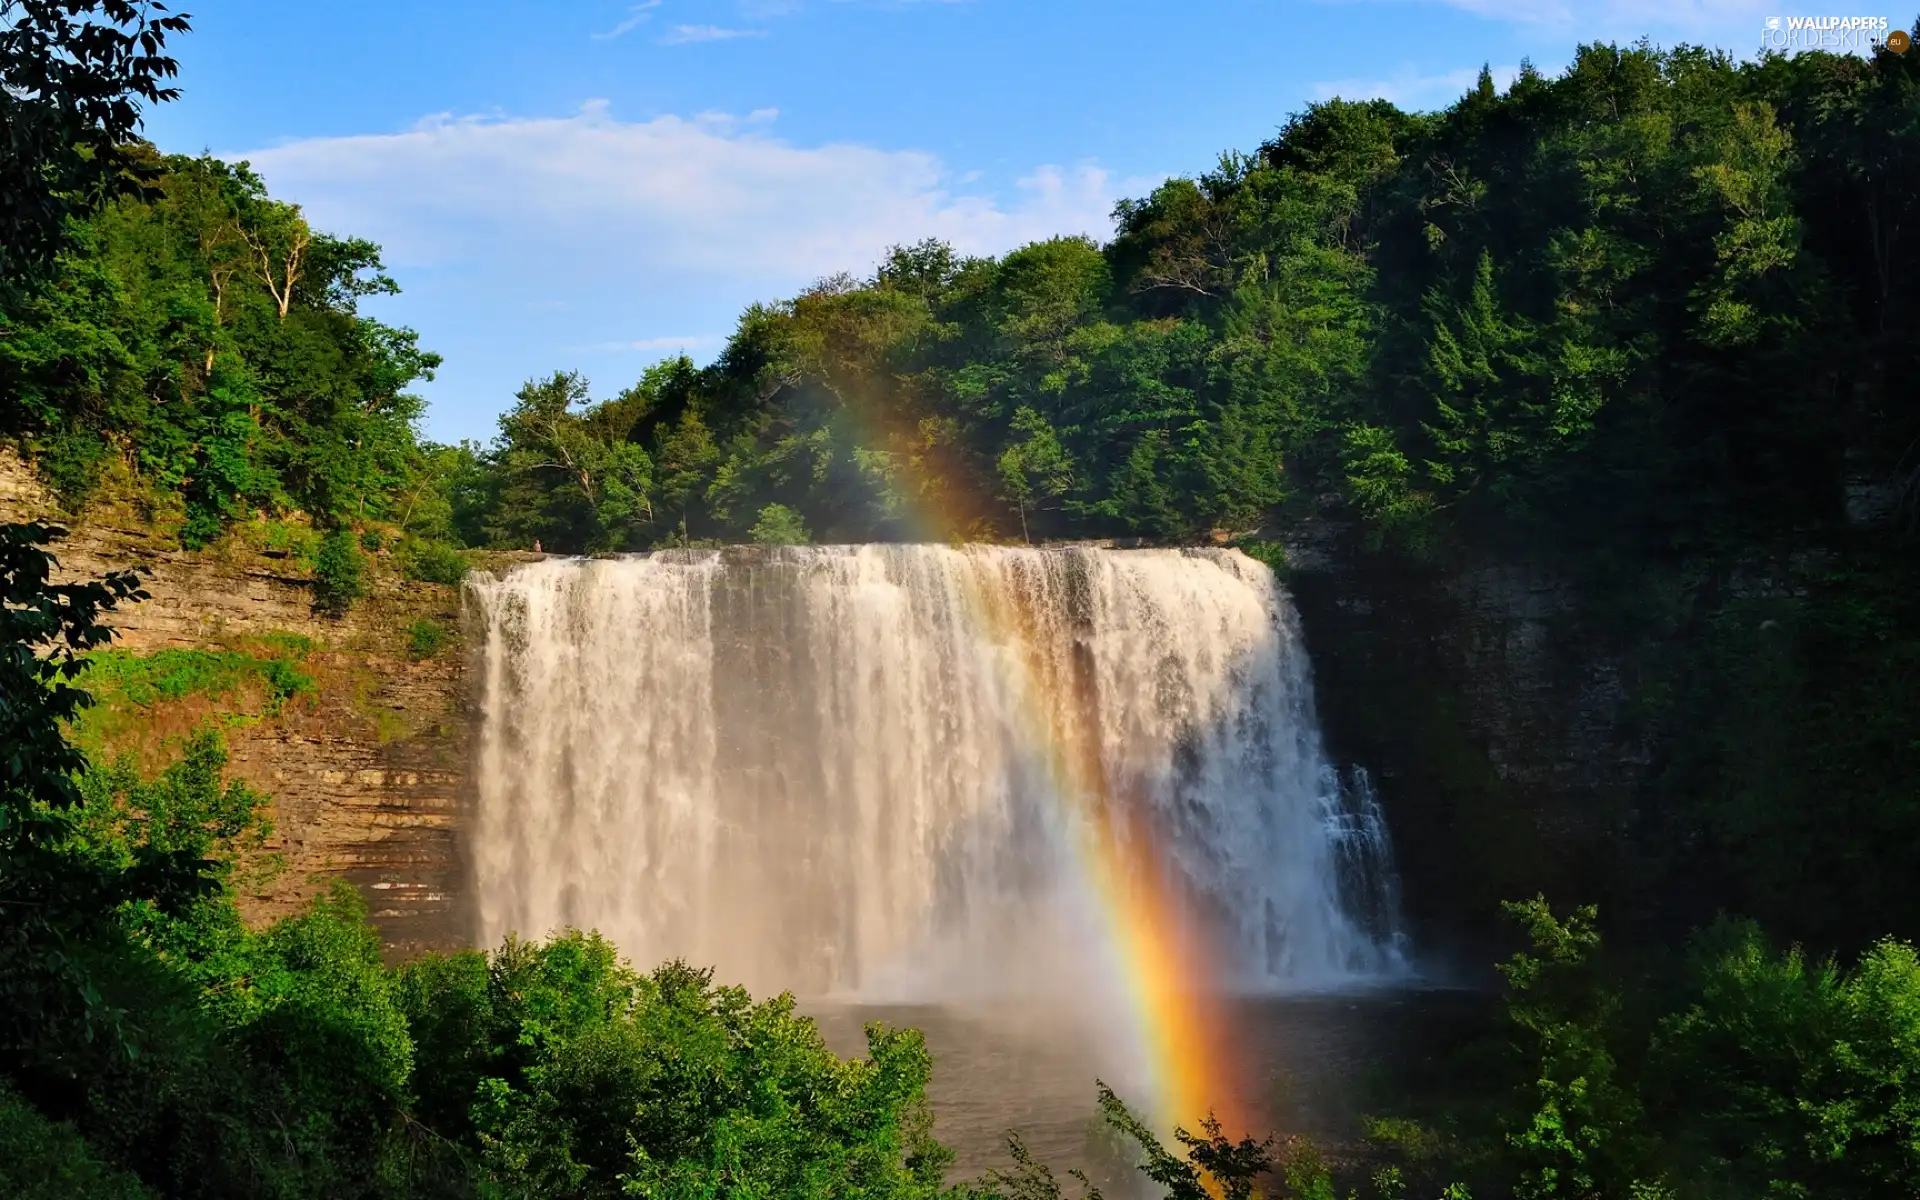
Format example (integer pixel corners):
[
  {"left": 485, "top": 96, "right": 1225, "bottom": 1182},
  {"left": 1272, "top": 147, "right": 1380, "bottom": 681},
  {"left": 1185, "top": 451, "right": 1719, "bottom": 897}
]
[
  {"left": 1312, "top": 64, "right": 1521, "bottom": 108},
  {"left": 592, "top": 0, "right": 662, "bottom": 40},
  {"left": 239, "top": 102, "right": 1141, "bottom": 281},
  {"left": 660, "top": 23, "right": 768, "bottom": 43}
]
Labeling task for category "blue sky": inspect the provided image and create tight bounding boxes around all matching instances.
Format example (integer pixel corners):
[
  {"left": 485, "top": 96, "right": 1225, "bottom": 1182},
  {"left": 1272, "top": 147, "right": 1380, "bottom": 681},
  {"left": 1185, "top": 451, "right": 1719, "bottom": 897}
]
[{"left": 141, "top": 0, "right": 1786, "bottom": 443}]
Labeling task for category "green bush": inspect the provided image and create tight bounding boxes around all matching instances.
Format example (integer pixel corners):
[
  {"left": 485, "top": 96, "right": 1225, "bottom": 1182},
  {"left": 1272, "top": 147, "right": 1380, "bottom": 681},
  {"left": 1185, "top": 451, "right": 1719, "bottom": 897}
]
[
  {"left": 1233, "top": 540, "right": 1288, "bottom": 580},
  {"left": 312, "top": 529, "right": 365, "bottom": 616},
  {"left": 358, "top": 528, "right": 384, "bottom": 553},
  {"left": 399, "top": 936, "right": 954, "bottom": 1199},
  {"left": 73, "top": 727, "right": 274, "bottom": 880},
  {"left": 403, "top": 539, "right": 471, "bottom": 589},
  {"left": 1653, "top": 922, "right": 1920, "bottom": 1199},
  {"left": 257, "top": 521, "right": 320, "bottom": 566},
  {"left": 7, "top": 725, "right": 424, "bottom": 1199},
  {"left": 179, "top": 508, "right": 223, "bottom": 552},
  {"left": 750, "top": 503, "right": 810, "bottom": 546},
  {"left": 0, "top": 1084, "right": 153, "bottom": 1200},
  {"left": 30, "top": 429, "right": 112, "bottom": 514},
  {"left": 407, "top": 618, "right": 449, "bottom": 660}
]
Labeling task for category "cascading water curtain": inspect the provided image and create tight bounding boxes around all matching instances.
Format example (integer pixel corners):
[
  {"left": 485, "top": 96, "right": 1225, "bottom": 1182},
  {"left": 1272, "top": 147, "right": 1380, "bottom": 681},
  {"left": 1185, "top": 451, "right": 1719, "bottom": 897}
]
[{"left": 466, "top": 545, "right": 1408, "bottom": 1000}]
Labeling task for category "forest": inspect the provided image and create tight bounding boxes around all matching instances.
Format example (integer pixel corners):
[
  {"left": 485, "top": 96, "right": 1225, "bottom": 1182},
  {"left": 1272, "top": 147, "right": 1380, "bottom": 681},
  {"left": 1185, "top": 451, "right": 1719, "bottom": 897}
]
[{"left": 3, "top": 1, "right": 1920, "bottom": 1196}]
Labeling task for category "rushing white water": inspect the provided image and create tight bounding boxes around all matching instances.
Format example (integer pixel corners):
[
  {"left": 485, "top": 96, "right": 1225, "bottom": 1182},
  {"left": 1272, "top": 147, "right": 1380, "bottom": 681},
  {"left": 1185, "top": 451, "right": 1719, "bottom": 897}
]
[{"left": 467, "top": 545, "right": 1406, "bottom": 1001}]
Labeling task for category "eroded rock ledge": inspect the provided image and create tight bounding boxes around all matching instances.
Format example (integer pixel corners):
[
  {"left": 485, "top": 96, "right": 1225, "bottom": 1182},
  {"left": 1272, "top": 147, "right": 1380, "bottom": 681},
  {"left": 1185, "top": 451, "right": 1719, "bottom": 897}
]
[{"left": 2, "top": 450, "right": 470, "bottom": 959}]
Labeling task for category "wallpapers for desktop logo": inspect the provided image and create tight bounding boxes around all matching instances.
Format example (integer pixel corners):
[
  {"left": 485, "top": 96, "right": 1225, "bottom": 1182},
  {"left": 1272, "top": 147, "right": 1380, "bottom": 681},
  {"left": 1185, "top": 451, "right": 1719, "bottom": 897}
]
[{"left": 1762, "top": 15, "right": 1911, "bottom": 52}]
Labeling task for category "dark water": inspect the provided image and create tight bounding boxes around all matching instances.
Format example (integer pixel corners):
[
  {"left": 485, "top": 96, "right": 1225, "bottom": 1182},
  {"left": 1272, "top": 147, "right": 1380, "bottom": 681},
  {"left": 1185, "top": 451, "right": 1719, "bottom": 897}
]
[{"left": 808, "top": 988, "right": 1496, "bottom": 1182}]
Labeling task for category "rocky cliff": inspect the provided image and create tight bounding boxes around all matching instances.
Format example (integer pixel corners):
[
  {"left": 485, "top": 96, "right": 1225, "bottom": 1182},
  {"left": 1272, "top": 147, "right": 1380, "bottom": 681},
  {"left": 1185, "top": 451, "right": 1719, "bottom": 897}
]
[
  {"left": 1282, "top": 498, "right": 1898, "bottom": 958},
  {"left": 2, "top": 451, "right": 470, "bottom": 959},
  {"left": 1281, "top": 521, "right": 1649, "bottom": 957}
]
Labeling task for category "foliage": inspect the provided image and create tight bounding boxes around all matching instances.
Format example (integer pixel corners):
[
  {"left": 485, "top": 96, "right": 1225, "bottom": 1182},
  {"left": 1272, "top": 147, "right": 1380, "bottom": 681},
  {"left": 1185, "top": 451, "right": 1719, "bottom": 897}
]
[
  {"left": 407, "top": 618, "right": 449, "bottom": 660},
  {"left": 71, "top": 727, "right": 276, "bottom": 882},
  {"left": 397, "top": 937, "right": 954, "bottom": 1199},
  {"left": 0, "top": 0, "right": 191, "bottom": 284},
  {"left": 312, "top": 528, "right": 366, "bottom": 616},
  {"left": 0, "top": 1082, "right": 152, "bottom": 1200},
  {"left": 447, "top": 40, "right": 1915, "bottom": 560},
  {"left": 1358, "top": 901, "right": 1920, "bottom": 1200},
  {"left": 0, "top": 528, "right": 411, "bottom": 1197},
  {"left": 0, "top": 524, "right": 183, "bottom": 1078},
  {"left": 750, "top": 502, "right": 810, "bottom": 546},
  {"left": 402, "top": 538, "right": 472, "bottom": 588},
  {"left": 478, "top": 371, "right": 657, "bottom": 552},
  {"left": 2, "top": 150, "right": 441, "bottom": 534},
  {"left": 1496, "top": 900, "right": 1647, "bottom": 1199},
  {"left": 1232, "top": 539, "right": 1288, "bottom": 579},
  {"left": 1092, "top": 1085, "right": 1275, "bottom": 1200},
  {"left": 1650, "top": 922, "right": 1920, "bottom": 1199},
  {"left": 70, "top": 644, "right": 316, "bottom": 744}
]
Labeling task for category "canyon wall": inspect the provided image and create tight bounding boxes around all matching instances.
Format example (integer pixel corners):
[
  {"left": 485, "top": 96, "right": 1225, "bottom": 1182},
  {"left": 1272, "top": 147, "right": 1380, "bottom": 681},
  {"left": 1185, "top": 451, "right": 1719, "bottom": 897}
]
[
  {"left": 2, "top": 451, "right": 472, "bottom": 959},
  {"left": 1279, "top": 522, "right": 1650, "bottom": 956}
]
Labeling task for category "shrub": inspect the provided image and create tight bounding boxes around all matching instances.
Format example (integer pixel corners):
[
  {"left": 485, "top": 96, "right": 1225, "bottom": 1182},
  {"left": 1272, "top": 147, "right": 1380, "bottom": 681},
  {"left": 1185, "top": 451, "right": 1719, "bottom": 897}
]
[
  {"left": 73, "top": 727, "right": 274, "bottom": 878},
  {"left": 30, "top": 429, "right": 111, "bottom": 514},
  {"left": 358, "top": 528, "right": 384, "bottom": 553},
  {"left": 0, "top": 1085, "right": 152, "bottom": 1200},
  {"left": 750, "top": 503, "right": 810, "bottom": 546},
  {"left": 403, "top": 539, "right": 470, "bottom": 588},
  {"left": 1234, "top": 540, "right": 1288, "bottom": 579},
  {"left": 407, "top": 618, "right": 449, "bottom": 660},
  {"left": 312, "top": 529, "right": 365, "bottom": 616},
  {"left": 1654, "top": 922, "right": 1920, "bottom": 1199},
  {"left": 257, "top": 521, "right": 320, "bottom": 566},
  {"left": 399, "top": 937, "right": 954, "bottom": 1199},
  {"left": 179, "top": 508, "right": 223, "bottom": 552},
  {"left": 69, "top": 646, "right": 318, "bottom": 752},
  {"left": 78, "top": 647, "right": 314, "bottom": 711}
]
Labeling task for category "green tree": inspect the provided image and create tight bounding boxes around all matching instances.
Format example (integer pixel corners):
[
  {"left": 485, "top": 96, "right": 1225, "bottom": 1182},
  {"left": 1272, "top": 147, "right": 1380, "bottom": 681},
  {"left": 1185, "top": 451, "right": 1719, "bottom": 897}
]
[
  {"left": 654, "top": 405, "right": 720, "bottom": 543},
  {"left": 1497, "top": 900, "right": 1650, "bottom": 1199},
  {"left": 750, "top": 503, "right": 810, "bottom": 546},
  {"left": 312, "top": 528, "right": 365, "bottom": 616},
  {"left": 0, "top": 524, "right": 164, "bottom": 1066},
  {"left": 1654, "top": 923, "right": 1920, "bottom": 1198},
  {"left": 486, "top": 372, "right": 657, "bottom": 552},
  {"left": 399, "top": 936, "right": 956, "bottom": 1200},
  {"left": 996, "top": 407, "right": 1074, "bottom": 542},
  {"left": 0, "top": 0, "right": 192, "bottom": 283},
  {"left": 72, "top": 727, "right": 274, "bottom": 883}
]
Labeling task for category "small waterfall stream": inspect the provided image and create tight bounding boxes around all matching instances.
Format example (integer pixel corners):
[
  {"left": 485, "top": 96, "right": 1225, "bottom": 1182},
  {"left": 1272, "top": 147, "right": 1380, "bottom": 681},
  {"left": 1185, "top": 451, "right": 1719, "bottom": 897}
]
[{"left": 466, "top": 544, "right": 1406, "bottom": 1001}]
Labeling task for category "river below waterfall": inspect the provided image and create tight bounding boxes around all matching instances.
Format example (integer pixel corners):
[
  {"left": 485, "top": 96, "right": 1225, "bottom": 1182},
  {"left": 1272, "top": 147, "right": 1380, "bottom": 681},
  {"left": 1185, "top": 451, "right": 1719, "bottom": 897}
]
[{"left": 809, "top": 988, "right": 1496, "bottom": 1181}]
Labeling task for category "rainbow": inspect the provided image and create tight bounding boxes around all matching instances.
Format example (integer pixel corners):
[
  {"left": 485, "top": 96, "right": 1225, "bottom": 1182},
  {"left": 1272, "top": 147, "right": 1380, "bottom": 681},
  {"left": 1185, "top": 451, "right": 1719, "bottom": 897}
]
[
  {"left": 781, "top": 363, "right": 1254, "bottom": 1145},
  {"left": 964, "top": 551, "right": 1250, "bottom": 1146}
]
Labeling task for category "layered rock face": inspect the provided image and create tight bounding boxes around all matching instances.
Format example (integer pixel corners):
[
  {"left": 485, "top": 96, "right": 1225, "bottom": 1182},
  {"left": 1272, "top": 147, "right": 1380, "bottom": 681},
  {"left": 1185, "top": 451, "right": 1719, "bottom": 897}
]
[
  {"left": 1277, "top": 520, "right": 1650, "bottom": 958},
  {"left": 1, "top": 452, "right": 469, "bottom": 958}
]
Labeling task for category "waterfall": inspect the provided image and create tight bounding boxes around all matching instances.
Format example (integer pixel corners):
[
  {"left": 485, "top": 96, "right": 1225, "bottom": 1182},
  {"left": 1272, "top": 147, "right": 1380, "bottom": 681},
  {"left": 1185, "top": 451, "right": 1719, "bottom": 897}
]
[{"left": 467, "top": 545, "right": 1405, "bottom": 1000}]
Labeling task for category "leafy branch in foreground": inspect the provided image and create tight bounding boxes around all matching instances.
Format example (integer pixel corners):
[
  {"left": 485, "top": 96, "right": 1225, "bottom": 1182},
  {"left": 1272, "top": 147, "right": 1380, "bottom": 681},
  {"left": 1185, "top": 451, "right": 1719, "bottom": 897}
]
[
  {"left": 0, "top": 0, "right": 192, "bottom": 282},
  {"left": 1093, "top": 1083, "right": 1275, "bottom": 1200}
]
